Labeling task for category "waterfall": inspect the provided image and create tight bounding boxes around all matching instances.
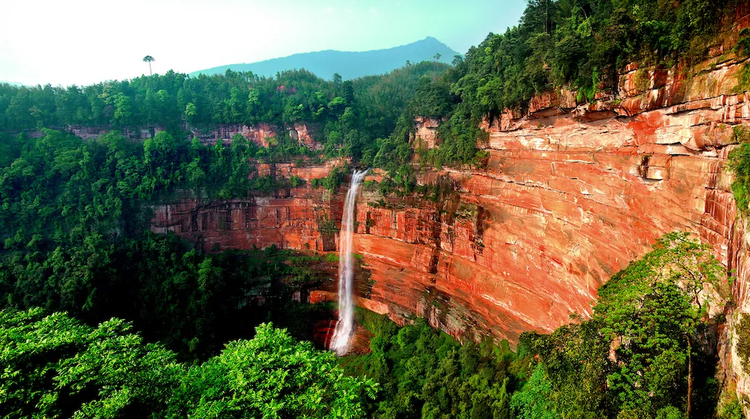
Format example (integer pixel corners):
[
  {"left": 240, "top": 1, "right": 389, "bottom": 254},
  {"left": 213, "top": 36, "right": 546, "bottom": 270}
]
[{"left": 329, "top": 169, "right": 368, "bottom": 356}]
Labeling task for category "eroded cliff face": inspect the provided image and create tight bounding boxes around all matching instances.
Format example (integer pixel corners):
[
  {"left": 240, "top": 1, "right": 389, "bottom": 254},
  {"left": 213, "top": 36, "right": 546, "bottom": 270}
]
[
  {"left": 152, "top": 159, "right": 346, "bottom": 252},
  {"left": 152, "top": 54, "right": 750, "bottom": 341},
  {"left": 151, "top": 13, "right": 750, "bottom": 402},
  {"left": 358, "top": 60, "right": 747, "bottom": 343},
  {"left": 61, "top": 121, "right": 319, "bottom": 148}
]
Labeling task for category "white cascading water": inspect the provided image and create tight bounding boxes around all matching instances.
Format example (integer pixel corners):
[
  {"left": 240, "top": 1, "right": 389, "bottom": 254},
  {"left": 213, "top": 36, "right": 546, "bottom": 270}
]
[{"left": 329, "top": 169, "right": 368, "bottom": 356}]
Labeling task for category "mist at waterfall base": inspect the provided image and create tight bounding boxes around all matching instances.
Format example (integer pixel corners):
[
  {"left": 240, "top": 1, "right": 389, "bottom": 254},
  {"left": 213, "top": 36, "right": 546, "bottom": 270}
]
[{"left": 329, "top": 170, "right": 368, "bottom": 356}]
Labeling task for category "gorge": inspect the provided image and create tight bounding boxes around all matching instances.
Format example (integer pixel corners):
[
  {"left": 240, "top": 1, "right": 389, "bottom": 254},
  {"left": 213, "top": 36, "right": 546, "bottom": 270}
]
[
  {"left": 146, "top": 12, "right": 750, "bottom": 410},
  {"left": 4, "top": 1, "right": 750, "bottom": 417},
  {"left": 152, "top": 50, "right": 746, "bottom": 340}
]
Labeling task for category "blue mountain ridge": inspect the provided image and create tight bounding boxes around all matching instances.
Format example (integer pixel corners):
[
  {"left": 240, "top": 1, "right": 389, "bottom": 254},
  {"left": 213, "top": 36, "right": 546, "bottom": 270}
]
[{"left": 189, "top": 37, "right": 460, "bottom": 80}]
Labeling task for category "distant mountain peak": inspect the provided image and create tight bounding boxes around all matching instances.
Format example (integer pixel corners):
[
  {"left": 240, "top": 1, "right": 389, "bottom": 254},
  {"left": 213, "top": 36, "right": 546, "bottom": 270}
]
[{"left": 190, "top": 37, "right": 460, "bottom": 81}]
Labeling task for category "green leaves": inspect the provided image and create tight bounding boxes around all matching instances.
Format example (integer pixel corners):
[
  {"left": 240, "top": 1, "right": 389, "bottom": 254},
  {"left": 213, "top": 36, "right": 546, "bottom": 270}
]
[
  {"left": 340, "top": 313, "right": 520, "bottom": 419},
  {"left": 1, "top": 310, "right": 375, "bottom": 419},
  {"left": 728, "top": 131, "right": 750, "bottom": 212},
  {"left": 0, "top": 309, "right": 175, "bottom": 418},
  {"left": 165, "top": 323, "right": 376, "bottom": 419},
  {"left": 514, "top": 232, "right": 726, "bottom": 418}
]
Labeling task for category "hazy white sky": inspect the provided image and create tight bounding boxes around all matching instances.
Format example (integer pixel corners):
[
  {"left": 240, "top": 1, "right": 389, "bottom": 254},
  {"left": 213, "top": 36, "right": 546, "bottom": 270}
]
[{"left": 0, "top": 0, "right": 526, "bottom": 87}]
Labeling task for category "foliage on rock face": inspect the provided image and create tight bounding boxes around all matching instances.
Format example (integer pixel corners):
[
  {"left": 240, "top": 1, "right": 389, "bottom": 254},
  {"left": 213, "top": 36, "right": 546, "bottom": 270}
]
[
  {"left": 728, "top": 126, "right": 750, "bottom": 212},
  {"left": 512, "top": 232, "right": 726, "bottom": 419},
  {"left": 0, "top": 128, "right": 311, "bottom": 253},
  {"left": 715, "top": 391, "right": 748, "bottom": 419},
  {"left": 338, "top": 236, "right": 726, "bottom": 419},
  {"left": 0, "top": 309, "right": 376, "bottom": 419},
  {"left": 311, "top": 164, "right": 349, "bottom": 192},
  {"left": 736, "top": 313, "right": 750, "bottom": 373},
  {"left": 486, "top": 0, "right": 737, "bottom": 111},
  {"left": 0, "top": 1, "right": 744, "bottom": 416},
  {"left": 0, "top": 1, "right": 744, "bottom": 171}
]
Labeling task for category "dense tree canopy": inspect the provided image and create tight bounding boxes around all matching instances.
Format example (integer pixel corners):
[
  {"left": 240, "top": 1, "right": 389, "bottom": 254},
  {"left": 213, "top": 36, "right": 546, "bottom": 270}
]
[
  {"left": 514, "top": 232, "right": 728, "bottom": 419},
  {"left": 409, "top": 0, "right": 747, "bottom": 167},
  {"left": 1, "top": 0, "right": 745, "bottom": 170},
  {"left": 0, "top": 309, "right": 376, "bottom": 419},
  {"left": 340, "top": 311, "right": 527, "bottom": 419}
]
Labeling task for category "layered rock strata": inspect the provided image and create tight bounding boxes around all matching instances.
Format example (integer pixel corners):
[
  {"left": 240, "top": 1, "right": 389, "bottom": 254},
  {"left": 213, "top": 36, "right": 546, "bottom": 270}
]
[
  {"left": 150, "top": 16, "right": 750, "bottom": 402},
  {"left": 146, "top": 10, "right": 750, "bottom": 407},
  {"left": 151, "top": 160, "right": 344, "bottom": 252},
  {"left": 153, "top": 53, "right": 750, "bottom": 342}
]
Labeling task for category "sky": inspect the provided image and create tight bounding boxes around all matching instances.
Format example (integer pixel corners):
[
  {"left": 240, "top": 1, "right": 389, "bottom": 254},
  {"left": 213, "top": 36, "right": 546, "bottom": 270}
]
[{"left": 0, "top": 0, "right": 526, "bottom": 87}]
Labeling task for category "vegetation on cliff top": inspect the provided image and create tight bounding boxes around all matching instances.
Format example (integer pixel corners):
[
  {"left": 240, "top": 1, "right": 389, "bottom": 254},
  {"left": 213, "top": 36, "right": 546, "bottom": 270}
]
[
  {"left": 0, "top": 0, "right": 747, "bottom": 418},
  {"left": 1, "top": 0, "right": 746, "bottom": 171},
  {"left": 0, "top": 128, "right": 340, "bottom": 359},
  {"left": 405, "top": 0, "right": 747, "bottom": 167},
  {"left": 728, "top": 126, "right": 750, "bottom": 212}
]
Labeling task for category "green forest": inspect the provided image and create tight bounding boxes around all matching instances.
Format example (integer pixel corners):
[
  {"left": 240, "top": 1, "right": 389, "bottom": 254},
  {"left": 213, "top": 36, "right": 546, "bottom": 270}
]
[
  {"left": 2, "top": 0, "right": 750, "bottom": 418},
  {"left": 1, "top": 233, "right": 743, "bottom": 418}
]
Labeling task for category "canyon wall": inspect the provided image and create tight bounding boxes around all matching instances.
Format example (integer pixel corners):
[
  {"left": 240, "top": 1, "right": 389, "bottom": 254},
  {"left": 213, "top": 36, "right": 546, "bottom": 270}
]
[
  {"left": 357, "top": 56, "right": 748, "bottom": 342},
  {"left": 152, "top": 159, "right": 344, "bottom": 253},
  {"left": 153, "top": 47, "right": 749, "bottom": 342},
  {"left": 150, "top": 13, "right": 750, "bottom": 403}
]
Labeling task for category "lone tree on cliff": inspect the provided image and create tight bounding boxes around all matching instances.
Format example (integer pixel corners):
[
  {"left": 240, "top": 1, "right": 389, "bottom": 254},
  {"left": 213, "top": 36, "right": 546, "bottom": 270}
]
[{"left": 143, "top": 55, "right": 155, "bottom": 76}]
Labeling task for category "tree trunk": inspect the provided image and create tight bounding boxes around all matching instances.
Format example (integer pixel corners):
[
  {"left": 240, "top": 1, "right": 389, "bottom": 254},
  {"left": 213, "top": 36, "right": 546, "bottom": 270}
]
[
  {"left": 149, "top": 62, "right": 152, "bottom": 76},
  {"left": 685, "top": 336, "right": 693, "bottom": 419}
]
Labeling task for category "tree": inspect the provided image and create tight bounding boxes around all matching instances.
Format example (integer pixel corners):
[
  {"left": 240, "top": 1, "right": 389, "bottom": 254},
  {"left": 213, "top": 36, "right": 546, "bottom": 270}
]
[
  {"left": 184, "top": 101, "right": 197, "bottom": 123},
  {"left": 515, "top": 232, "right": 726, "bottom": 419},
  {"left": 143, "top": 55, "right": 155, "bottom": 75},
  {"left": 594, "top": 232, "right": 723, "bottom": 418},
  {"left": 0, "top": 309, "right": 377, "bottom": 419},
  {"left": 510, "top": 364, "right": 557, "bottom": 419},
  {"left": 165, "top": 323, "right": 377, "bottom": 418},
  {"left": 0, "top": 308, "right": 181, "bottom": 418},
  {"left": 433, "top": 53, "right": 442, "bottom": 61}
]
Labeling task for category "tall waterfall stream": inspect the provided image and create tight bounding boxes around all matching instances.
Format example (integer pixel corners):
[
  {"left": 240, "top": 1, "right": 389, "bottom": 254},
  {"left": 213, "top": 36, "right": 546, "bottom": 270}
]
[{"left": 329, "top": 170, "right": 367, "bottom": 356}]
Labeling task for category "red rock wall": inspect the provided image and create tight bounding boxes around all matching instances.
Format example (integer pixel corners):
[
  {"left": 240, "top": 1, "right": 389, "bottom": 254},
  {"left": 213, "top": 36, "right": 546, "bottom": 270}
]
[
  {"left": 151, "top": 160, "right": 345, "bottom": 252},
  {"left": 412, "top": 116, "right": 442, "bottom": 149},
  {"left": 40, "top": 122, "right": 321, "bottom": 147},
  {"left": 146, "top": 16, "right": 750, "bottom": 405},
  {"left": 350, "top": 48, "right": 750, "bottom": 343},
  {"left": 150, "top": 18, "right": 750, "bottom": 334},
  {"left": 151, "top": 53, "right": 750, "bottom": 344},
  {"left": 190, "top": 122, "right": 319, "bottom": 148}
]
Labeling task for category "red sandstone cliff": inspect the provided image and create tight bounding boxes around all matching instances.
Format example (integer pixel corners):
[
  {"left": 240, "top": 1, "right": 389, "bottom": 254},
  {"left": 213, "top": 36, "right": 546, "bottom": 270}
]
[
  {"left": 152, "top": 56, "right": 749, "bottom": 342},
  {"left": 152, "top": 159, "right": 345, "bottom": 252},
  {"left": 150, "top": 14, "right": 750, "bottom": 406},
  {"left": 60, "top": 121, "right": 320, "bottom": 149}
]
